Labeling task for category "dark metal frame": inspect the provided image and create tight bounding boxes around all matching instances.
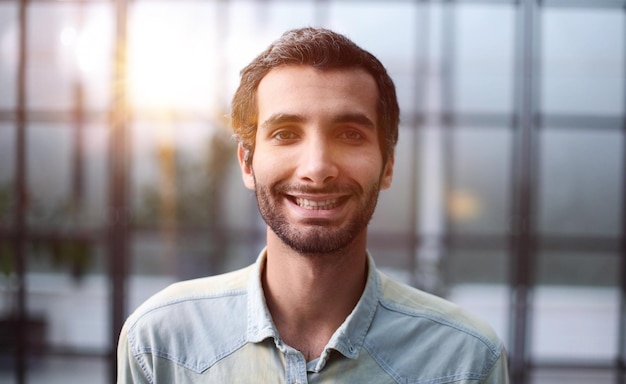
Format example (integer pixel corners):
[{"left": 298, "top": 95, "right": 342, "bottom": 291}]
[
  {"left": 1, "top": 1, "right": 624, "bottom": 383},
  {"left": 510, "top": 0, "right": 539, "bottom": 382},
  {"left": 13, "top": 1, "right": 27, "bottom": 383},
  {"left": 108, "top": 0, "right": 129, "bottom": 381}
]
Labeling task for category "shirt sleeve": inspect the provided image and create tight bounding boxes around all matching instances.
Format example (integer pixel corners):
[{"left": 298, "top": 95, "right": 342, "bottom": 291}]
[
  {"left": 117, "top": 321, "right": 152, "bottom": 384},
  {"left": 483, "top": 345, "right": 510, "bottom": 384}
]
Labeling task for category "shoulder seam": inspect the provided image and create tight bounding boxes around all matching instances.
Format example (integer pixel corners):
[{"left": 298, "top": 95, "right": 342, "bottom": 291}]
[
  {"left": 128, "top": 289, "right": 247, "bottom": 330},
  {"left": 378, "top": 298, "right": 501, "bottom": 357},
  {"left": 363, "top": 339, "right": 499, "bottom": 384}
]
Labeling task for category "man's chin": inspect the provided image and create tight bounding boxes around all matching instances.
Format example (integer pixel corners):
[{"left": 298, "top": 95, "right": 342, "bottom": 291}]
[
  {"left": 273, "top": 227, "right": 356, "bottom": 255},
  {"left": 297, "top": 217, "right": 339, "bottom": 227}
]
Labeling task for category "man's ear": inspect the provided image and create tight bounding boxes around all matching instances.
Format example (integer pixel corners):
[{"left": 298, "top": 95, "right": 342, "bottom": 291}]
[
  {"left": 237, "top": 143, "right": 255, "bottom": 190},
  {"left": 380, "top": 154, "right": 394, "bottom": 190}
]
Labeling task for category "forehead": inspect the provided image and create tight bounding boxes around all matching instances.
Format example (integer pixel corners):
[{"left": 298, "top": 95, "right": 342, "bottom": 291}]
[{"left": 256, "top": 65, "right": 379, "bottom": 121}]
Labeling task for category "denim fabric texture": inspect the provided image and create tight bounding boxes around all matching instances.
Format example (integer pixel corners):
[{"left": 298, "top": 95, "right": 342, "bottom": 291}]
[{"left": 117, "top": 249, "right": 509, "bottom": 383}]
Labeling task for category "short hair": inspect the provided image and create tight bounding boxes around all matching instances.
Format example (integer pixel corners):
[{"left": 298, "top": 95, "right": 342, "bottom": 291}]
[{"left": 231, "top": 27, "right": 399, "bottom": 166}]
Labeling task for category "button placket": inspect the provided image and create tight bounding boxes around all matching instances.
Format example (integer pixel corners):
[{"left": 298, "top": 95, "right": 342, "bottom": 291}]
[{"left": 283, "top": 346, "right": 308, "bottom": 384}]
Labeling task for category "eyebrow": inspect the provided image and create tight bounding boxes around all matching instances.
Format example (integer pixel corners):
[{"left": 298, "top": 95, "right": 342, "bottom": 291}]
[
  {"left": 332, "top": 113, "right": 376, "bottom": 130},
  {"left": 260, "top": 113, "right": 305, "bottom": 131},
  {"left": 260, "top": 112, "right": 376, "bottom": 131}
]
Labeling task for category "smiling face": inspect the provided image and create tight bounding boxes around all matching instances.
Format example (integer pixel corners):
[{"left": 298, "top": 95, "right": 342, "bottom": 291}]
[{"left": 239, "top": 65, "right": 394, "bottom": 255}]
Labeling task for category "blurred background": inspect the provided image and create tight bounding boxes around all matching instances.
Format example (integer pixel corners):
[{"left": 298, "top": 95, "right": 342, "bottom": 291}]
[{"left": 0, "top": 0, "right": 624, "bottom": 383}]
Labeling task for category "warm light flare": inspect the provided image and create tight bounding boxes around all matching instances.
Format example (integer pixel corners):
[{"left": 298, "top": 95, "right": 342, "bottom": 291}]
[
  {"left": 127, "top": 8, "right": 217, "bottom": 110},
  {"left": 60, "top": 27, "right": 78, "bottom": 47},
  {"left": 448, "top": 189, "right": 481, "bottom": 222},
  {"left": 58, "top": 23, "right": 110, "bottom": 75}
]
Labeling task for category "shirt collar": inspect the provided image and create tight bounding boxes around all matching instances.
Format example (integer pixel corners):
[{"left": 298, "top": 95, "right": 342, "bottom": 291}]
[
  {"left": 245, "top": 248, "right": 381, "bottom": 362},
  {"left": 246, "top": 248, "right": 279, "bottom": 343},
  {"left": 324, "top": 251, "right": 380, "bottom": 360}
]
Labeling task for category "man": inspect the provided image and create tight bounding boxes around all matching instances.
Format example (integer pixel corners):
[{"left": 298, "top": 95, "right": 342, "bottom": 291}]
[{"left": 118, "top": 27, "right": 509, "bottom": 383}]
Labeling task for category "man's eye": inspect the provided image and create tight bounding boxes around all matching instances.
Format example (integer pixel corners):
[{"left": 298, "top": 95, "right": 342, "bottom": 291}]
[
  {"left": 339, "top": 130, "right": 363, "bottom": 141},
  {"left": 273, "top": 130, "right": 298, "bottom": 141}
]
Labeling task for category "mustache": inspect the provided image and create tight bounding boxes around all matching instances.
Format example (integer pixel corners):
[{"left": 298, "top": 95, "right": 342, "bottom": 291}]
[{"left": 272, "top": 182, "right": 363, "bottom": 196}]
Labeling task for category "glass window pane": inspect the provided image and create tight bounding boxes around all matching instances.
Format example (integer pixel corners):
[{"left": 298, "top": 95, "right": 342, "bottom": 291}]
[
  {"left": 447, "top": 249, "right": 510, "bottom": 347},
  {"left": 418, "top": 126, "right": 445, "bottom": 235},
  {"left": 448, "top": 128, "right": 512, "bottom": 235},
  {"left": 327, "top": 1, "right": 418, "bottom": 59},
  {"left": 225, "top": 1, "right": 279, "bottom": 97},
  {"left": 538, "top": 130, "right": 624, "bottom": 236},
  {"left": 241, "top": 0, "right": 318, "bottom": 86},
  {"left": 222, "top": 158, "right": 259, "bottom": 232},
  {"left": 27, "top": 124, "right": 72, "bottom": 228},
  {"left": 27, "top": 3, "right": 113, "bottom": 111},
  {"left": 27, "top": 5, "right": 75, "bottom": 110},
  {"left": 82, "top": 124, "right": 109, "bottom": 229},
  {"left": 129, "top": 115, "right": 257, "bottom": 280},
  {"left": 25, "top": 259, "right": 109, "bottom": 351},
  {"left": 368, "top": 242, "right": 412, "bottom": 278},
  {"left": 264, "top": 0, "right": 317, "bottom": 33},
  {"left": 541, "top": 9, "right": 625, "bottom": 115},
  {"left": 327, "top": 1, "right": 419, "bottom": 116},
  {"left": 26, "top": 123, "right": 108, "bottom": 230},
  {"left": 131, "top": 231, "right": 254, "bottom": 279},
  {"left": 533, "top": 250, "right": 620, "bottom": 361},
  {"left": 131, "top": 233, "right": 177, "bottom": 277},
  {"left": 530, "top": 368, "right": 617, "bottom": 384},
  {"left": 131, "top": 120, "right": 238, "bottom": 228},
  {"left": 0, "top": 124, "right": 14, "bottom": 226},
  {"left": 4, "top": 357, "right": 108, "bottom": 384},
  {"left": 447, "top": 249, "right": 509, "bottom": 286},
  {"left": 74, "top": 4, "right": 114, "bottom": 111},
  {"left": 0, "top": 3, "right": 17, "bottom": 109},
  {"left": 532, "top": 287, "right": 619, "bottom": 360},
  {"left": 368, "top": 130, "right": 418, "bottom": 278},
  {"left": 536, "top": 251, "right": 619, "bottom": 287},
  {"left": 453, "top": 4, "right": 515, "bottom": 114},
  {"left": 370, "top": 125, "right": 416, "bottom": 233},
  {"left": 0, "top": 368, "right": 17, "bottom": 383}
]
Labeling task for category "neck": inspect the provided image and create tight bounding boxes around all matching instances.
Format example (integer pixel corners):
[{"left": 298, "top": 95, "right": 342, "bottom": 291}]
[{"left": 262, "top": 229, "right": 368, "bottom": 360}]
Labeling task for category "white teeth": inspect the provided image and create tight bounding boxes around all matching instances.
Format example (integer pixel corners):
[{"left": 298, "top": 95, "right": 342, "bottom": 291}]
[{"left": 295, "top": 198, "right": 339, "bottom": 210}]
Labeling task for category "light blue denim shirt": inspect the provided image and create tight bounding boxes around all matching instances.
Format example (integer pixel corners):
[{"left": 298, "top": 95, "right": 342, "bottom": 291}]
[{"left": 118, "top": 249, "right": 509, "bottom": 383}]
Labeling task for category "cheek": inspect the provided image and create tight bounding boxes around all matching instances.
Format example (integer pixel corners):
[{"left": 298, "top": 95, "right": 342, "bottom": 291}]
[
  {"left": 344, "top": 155, "right": 386, "bottom": 181},
  {"left": 251, "top": 151, "right": 291, "bottom": 183}
]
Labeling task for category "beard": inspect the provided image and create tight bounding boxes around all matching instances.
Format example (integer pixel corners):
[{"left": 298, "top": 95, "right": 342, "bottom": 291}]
[{"left": 253, "top": 175, "right": 381, "bottom": 255}]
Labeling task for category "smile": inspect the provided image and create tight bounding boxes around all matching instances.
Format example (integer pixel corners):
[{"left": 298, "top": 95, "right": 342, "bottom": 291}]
[{"left": 295, "top": 197, "right": 340, "bottom": 210}]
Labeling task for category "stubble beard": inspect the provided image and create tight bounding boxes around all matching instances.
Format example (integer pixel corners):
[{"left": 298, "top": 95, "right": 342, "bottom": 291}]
[{"left": 253, "top": 175, "right": 381, "bottom": 256}]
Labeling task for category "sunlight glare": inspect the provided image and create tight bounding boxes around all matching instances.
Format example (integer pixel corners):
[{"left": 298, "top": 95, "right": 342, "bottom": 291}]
[
  {"left": 58, "top": 22, "right": 109, "bottom": 76},
  {"left": 128, "top": 7, "right": 217, "bottom": 110},
  {"left": 60, "top": 26, "right": 78, "bottom": 47},
  {"left": 75, "top": 24, "right": 109, "bottom": 74},
  {"left": 0, "top": 23, "right": 17, "bottom": 66}
]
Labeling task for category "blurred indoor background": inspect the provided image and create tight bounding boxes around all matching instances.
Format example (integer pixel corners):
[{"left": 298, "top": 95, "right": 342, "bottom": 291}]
[{"left": 0, "top": 0, "right": 624, "bottom": 383}]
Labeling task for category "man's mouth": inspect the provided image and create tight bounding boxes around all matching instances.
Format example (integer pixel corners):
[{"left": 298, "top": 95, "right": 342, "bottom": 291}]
[{"left": 294, "top": 197, "right": 341, "bottom": 210}]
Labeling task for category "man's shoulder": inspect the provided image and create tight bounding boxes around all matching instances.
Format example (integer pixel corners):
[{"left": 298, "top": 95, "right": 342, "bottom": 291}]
[
  {"left": 136, "top": 265, "right": 249, "bottom": 311},
  {"left": 121, "top": 265, "right": 254, "bottom": 373},
  {"left": 366, "top": 271, "right": 505, "bottom": 382},
  {"left": 127, "top": 265, "right": 253, "bottom": 327},
  {"left": 376, "top": 272, "right": 501, "bottom": 348}
]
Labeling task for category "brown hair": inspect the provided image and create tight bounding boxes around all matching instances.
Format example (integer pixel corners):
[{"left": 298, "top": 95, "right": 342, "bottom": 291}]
[{"left": 231, "top": 27, "right": 399, "bottom": 165}]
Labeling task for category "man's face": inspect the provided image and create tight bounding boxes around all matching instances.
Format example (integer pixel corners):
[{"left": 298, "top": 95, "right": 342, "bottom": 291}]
[{"left": 238, "top": 65, "right": 394, "bottom": 254}]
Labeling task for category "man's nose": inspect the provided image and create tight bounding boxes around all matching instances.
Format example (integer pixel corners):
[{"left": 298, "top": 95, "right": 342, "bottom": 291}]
[{"left": 295, "top": 136, "right": 339, "bottom": 186}]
